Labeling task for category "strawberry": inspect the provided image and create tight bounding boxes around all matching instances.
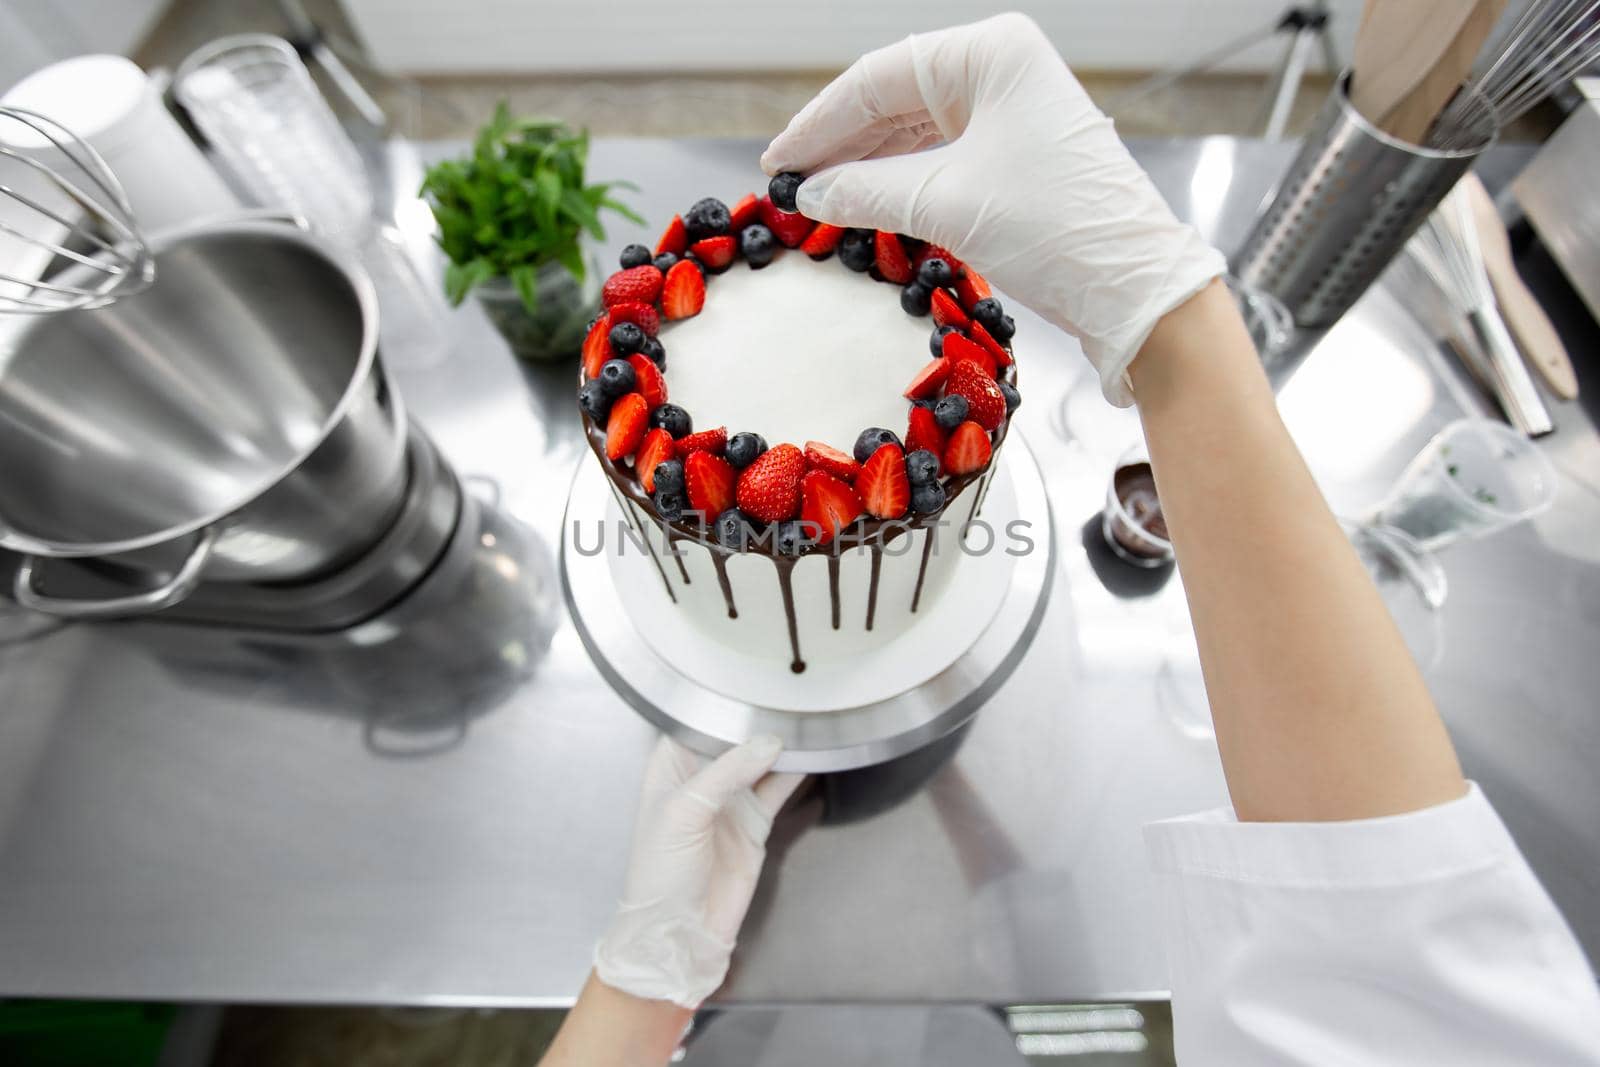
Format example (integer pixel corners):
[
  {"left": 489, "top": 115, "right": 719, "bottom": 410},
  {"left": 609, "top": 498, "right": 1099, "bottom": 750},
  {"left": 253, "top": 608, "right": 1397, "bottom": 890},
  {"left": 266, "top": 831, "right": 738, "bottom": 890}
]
[
  {"left": 689, "top": 235, "right": 737, "bottom": 271},
  {"left": 970, "top": 320, "right": 1013, "bottom": 367},
  {"left": 758, "top": 196, "right": 814, "bottom": 248},
  {"left": 626, "top": 354, "right": 668, "bottom": 408},
  {"left": 685, "top": 450, "right": 736, "bottom": 519},
  {"left": 946, "top": 361, "right": 1006, "bottom": 430},
  {"left": 655, "top": 214, "right": 688, "bottom": 257},
  {"left": 930, "top": 288, "right": 970, "bottom": 329},
  {"left": 634, "top": 428, "right": 675, "bottom": 493},
  {"left": 905, "top": 404, "right": 946, "bottom": 470},
  {"left": 735, "top": 443, "right": 805, "bottom": 522},
  {"left": 903, "top": 356, "right": 952, "bottom": 400},
  {"left": 942, "top": 331, "right": 997, "bottom": 378},
  {"left": 605, "top": 393, "right": 648, "bottom": 460},
  {"left": 954, "top": 268, "right": 992, "bottom": 309},
  {"left": 800, "top": 222, "right": 845, "bottom": 259},
  {"left": 661, "top": 260, "right": 706, "bottom": 319},
  {"left": 858, "top": 443, "right": 909, "bottom": 519},
  {"left": 602, "top": 265, "right": 664, "bottom": 308},
  {"left": 803, "top": 441, "right": 862, "bottom": 482},
  {"left": 608, "top": 301, "right": 659, "bottom": 337},
  {"left": 675, "top": 426, "right": 727, "bottom": 458},
  {"left": 915, "top": 243, "right": 964, "bottom": 273},
  {"left": 581, "top": 312, "right": 613, "bottom": 379},
  {"left": 729, "top": 192, "right": 761, "bottom": 231},
  {"left": 874, "top": 231, "right": 915, "bottom": 284},
  {"left": 801, "top": 469, "right": 864, "bottom": 545},
  {"left": 944, "top": 420, "right": 992, "bottom": 476}
]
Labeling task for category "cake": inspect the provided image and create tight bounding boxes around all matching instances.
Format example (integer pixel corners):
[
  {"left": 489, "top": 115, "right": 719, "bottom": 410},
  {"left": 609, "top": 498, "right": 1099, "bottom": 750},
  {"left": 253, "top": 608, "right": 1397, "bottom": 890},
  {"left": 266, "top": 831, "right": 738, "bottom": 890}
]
[{"left": 577, "top": 176, "right": 1021, "bottom": 676}]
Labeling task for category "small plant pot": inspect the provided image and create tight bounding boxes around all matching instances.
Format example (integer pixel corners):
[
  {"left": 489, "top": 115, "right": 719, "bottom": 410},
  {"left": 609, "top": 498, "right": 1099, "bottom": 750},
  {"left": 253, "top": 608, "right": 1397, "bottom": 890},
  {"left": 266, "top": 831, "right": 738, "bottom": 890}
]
[{"left": 475, "top": 258, "right": 599, "bottom": 364}]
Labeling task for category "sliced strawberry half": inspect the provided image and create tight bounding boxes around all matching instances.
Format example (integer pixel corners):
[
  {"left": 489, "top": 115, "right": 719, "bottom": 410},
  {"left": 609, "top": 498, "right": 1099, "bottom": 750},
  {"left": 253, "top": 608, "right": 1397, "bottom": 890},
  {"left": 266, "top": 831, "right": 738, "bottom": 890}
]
[
  {"left": 944, "top": 420, "right": 992, "bottom": 476},
  {"left": 758, "top": 195, "right": 814, "bottom": 248},
  {"left": 930, "top": 288, "right": 970, "bottom": 329},
  {"left": 800, "top": 222, "right": 845, "bottom": 259},
  {"left": 675, "top": 426, "right": 727, "bottom": 458},
  {"left": 661, "top": 260, "right": 706, "bottom": 319},
  {"left": 581, "top": 312, "right": 613, "bottom": 379},
  {"left": 602, "top": 265, "right": 664, "bottom": 308},
  {"left": 858, "top": 443, "right": 909, "bottom": 519},
  {"left": 689, "top": 235, "right": 737, "bottom": 271},
  {"left": 903, "top": 356, "right": 952, "bottom": 400},
  {"left": 655, "top": 214, "right": 688, "bottom": 257},
  {"left": 605, "top": 392, "right": 649, "bottom": 461},
  {"left": 942, "top": 331, "right": 997, "bottom": 378},
  {"left": 905, "top": 405, "right": 947, "bottom": 471},
  {"left": 801, "top": 469, "right": 864, "bottom": 545},
  {"left": 685, "top": 450, "right": 736, "bottom": 519},
  {"left": 970, "top": 320, "right": 1013, "bottom": 367},
  {"left": 874, "top": 231, "right": 915, "bottom": 284},
  {"left": 729, "top": 192, "right": 761, "bottom": 231},
  {"left": 946, "top": 360, "right": 1006, "bottom": 431},
  {"left": 804, "top": 441, "right": 861, "bottom": 482},
  {"left": 626, "top": 353, "right": 668, "bottom": 408},
  {"left": 608, "top": 301, "right": 659, "bottom": 337},
  {"left": 634, "top": 427, "right": 675, "bottom": 493},
  {"left": 954, "top": 268, "right": 992, "bottom": 309},
  {"left": 735, "top": 442, "right": 805, "bottom": 522}
]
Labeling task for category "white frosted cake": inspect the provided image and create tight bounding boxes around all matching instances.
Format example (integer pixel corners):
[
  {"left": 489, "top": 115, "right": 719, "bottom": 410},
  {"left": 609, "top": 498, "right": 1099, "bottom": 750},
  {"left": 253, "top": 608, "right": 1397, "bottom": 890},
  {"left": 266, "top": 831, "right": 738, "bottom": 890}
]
[{"left": 578, "top": 183, "right": 1020, "bottom": 677}]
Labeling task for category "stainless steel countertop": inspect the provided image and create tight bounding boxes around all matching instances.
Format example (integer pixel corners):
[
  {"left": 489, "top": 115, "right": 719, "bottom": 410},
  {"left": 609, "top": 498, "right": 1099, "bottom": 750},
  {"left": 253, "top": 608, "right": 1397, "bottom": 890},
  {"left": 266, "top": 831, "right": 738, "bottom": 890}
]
[{"left": 0, "top": 137, "right": 1595, "bottom": 1007}]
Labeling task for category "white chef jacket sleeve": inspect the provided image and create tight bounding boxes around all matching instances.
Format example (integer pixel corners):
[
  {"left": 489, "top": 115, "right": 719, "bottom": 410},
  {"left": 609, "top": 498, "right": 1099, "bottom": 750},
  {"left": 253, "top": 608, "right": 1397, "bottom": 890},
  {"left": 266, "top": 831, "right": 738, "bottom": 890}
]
[{"left": 1144, "top": 783, "right": 1600, "bottom": 1066}]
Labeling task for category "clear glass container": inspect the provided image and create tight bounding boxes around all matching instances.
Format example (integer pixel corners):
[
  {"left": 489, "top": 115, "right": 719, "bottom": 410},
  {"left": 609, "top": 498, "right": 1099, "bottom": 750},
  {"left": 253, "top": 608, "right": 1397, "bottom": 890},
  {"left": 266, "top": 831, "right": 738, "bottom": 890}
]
[
  {"left": 1102, "top": 443, "right": 1174, "bottom": 568},
  {"left": 475, "top": 257, "right": 600, "bottom": 364}
]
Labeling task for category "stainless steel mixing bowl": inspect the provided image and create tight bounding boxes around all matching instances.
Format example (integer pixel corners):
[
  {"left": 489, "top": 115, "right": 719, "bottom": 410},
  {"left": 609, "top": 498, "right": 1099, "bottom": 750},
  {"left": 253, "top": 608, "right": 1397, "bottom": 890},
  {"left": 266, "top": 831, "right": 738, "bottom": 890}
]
[{"left": 0, "top": 218, "right": 408, "bottom": 617}]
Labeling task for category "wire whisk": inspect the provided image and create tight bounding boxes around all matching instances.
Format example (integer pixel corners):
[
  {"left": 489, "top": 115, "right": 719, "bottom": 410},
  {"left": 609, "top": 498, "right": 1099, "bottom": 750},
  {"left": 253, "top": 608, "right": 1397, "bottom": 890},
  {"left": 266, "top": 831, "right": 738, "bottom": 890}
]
[
  {"left": 0, "top": 105, "right": 154, "bottom": 314},
  {"left": 1406, "top": 183, "right": 1554, "bottom": 436},
  {"left": 1433, "top": 0, "right": 1600, "bottom": 147}
]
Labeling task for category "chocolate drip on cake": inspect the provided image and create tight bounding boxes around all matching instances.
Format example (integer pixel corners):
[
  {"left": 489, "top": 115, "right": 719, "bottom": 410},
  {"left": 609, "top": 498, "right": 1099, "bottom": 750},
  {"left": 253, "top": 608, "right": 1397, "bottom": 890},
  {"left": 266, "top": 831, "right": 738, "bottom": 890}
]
[
  {"left": 864, "top": 545, "right": 883, "bottom": 631},
  {"left": 709, "top": 550, "right": 737, "bottom": 619},
  {"left": 664, "top": 527, "right": 692, "bottom": 584},
  {"left": 607, "top": 478, "right": 677, "bottom": 604},
  {"left": 827, "top": 555, "right": 841, "bottom": 630},
  {"left": 911, "top": 526, "right": 936, "bottom": 613},
  {"left": 773, "top": 559, "right": 805, "bottom": 673}
]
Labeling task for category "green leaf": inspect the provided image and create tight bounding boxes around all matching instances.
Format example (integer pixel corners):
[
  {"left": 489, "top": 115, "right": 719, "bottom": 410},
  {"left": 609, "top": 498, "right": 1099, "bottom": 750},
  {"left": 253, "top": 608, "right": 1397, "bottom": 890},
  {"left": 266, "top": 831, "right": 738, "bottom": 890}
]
[
  {"left": 443, "top": 257, "right": 495, "bottom": 306},
  {"left": 511, "top": 263, "right": 539, "bottom": 314}
]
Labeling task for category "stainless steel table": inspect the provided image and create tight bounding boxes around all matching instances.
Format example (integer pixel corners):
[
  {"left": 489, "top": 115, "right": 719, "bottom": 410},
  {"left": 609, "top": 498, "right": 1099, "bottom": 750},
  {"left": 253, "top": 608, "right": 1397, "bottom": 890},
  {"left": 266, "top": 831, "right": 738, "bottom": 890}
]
[{"left": 0, "top": 138, "right": 1595, "bottom": 1007}]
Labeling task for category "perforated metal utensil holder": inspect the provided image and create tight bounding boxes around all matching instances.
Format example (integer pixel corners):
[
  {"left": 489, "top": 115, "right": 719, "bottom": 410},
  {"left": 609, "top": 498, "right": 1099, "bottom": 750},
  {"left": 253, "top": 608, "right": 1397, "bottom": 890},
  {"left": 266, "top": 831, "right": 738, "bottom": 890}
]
[{"left": 1232, "top": 72, "right": 1496, "bottom": 328}]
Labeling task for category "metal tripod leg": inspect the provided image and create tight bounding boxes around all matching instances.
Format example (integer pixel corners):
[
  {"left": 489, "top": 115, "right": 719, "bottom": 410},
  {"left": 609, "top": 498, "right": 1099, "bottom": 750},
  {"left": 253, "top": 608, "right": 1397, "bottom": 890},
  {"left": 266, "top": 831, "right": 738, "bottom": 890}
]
[
  {"left": 1259, "top": 22, "right": 1321, "bottom": 140},
  {"left": 1105, "top": 23, "right": 1283, "bottom": 112}
]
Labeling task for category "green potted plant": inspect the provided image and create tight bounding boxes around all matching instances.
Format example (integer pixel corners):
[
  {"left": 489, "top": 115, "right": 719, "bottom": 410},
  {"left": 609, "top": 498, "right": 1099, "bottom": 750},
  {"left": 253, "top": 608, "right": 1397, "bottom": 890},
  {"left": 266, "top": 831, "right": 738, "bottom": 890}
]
[{"left": 421, "top": 103, "right": 641, "bottom": 362}]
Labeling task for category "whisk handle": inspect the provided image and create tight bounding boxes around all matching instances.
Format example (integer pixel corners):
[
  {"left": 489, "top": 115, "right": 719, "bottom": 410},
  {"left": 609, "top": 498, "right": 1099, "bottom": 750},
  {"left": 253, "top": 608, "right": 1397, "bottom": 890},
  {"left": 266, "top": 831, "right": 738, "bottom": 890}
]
[{"left": 1465, "top": 306, "right": 1555, "bottom": 437}]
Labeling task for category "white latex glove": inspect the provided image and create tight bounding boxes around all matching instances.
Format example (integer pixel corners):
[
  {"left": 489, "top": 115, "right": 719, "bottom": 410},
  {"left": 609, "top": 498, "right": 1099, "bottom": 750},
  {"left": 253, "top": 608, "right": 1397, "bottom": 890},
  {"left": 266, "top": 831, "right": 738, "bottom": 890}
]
[
  {"left": 761, "top": 13, "right": 1226, "bottom": 406},
  {"left": 594, "top": 735, "right": 804, "bottom": 1008}
]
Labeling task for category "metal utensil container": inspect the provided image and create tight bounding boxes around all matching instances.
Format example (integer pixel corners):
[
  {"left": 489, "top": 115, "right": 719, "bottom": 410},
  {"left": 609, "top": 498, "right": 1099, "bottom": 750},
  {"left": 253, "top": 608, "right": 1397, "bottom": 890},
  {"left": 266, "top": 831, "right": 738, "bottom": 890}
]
[{"left": 1232, "top": 71, "right": 1497, "bottom": 328}]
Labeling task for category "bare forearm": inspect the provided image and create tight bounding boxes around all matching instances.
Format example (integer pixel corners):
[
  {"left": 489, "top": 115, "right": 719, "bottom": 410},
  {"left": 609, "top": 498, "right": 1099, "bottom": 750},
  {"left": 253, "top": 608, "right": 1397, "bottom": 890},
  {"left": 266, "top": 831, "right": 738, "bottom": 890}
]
[
  {"left": 1129, "top": 281, "right": 1465, "bottom": 821},
  {"left": 539, "top": 972, "right": 692, "bottom": 1067}
]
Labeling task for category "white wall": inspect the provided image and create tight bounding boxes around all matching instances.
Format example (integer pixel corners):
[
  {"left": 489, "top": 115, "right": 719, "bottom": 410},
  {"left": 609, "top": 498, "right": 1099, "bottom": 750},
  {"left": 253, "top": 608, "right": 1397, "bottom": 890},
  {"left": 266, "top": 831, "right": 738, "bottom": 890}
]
[
  {"left": 0, "top": 0, "right": 169, "bottom": 92},
  {"left": 343, "top": 0, "right": 1367, "bottom": 76}
]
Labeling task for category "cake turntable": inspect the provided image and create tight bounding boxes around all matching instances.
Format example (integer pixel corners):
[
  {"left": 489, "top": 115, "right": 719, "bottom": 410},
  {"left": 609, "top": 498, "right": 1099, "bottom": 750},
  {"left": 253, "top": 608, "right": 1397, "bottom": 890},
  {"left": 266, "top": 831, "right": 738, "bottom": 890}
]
[{"left": 561, "top": 431, "right": 1055, "bottom": 773}]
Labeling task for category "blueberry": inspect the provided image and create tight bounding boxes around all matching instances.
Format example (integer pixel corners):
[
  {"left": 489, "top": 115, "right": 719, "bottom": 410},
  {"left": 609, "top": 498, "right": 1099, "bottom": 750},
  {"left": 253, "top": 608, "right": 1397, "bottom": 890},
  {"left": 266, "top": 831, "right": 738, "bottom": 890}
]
[
  {"left": 992, "top": 313, "right": 1016, "bottom": 342},
  {"left": 911, "top": 481, "right": 947, "bottom": 514},
  {"left": 649, "top": 403, "right": 692, "bottom": 438},
  {"left": 768, "top": 171, "right": 804, "bottom": 213},
  {"left": 970, "top": 297, "right": 1005, "bottom": 331},
  {"left": 933, "top": 394, "right": 968, "bottom": 432},
  {"left": 654, "top": 488, "right": 685, "bottom": 522},
  {"left": 653, "top": 252, "right": 679, "bottom": 274},
  {"left": 917, "top": 257, "right": 954, "bottom": 288},
  {"left": 930, "top": 324, "right": 958, "bottom": 357},
  {"left": 837, "top": 229, "right": 874, "bottom": 272},
  {"left": 900, "top": 282, "right": 933, "bottom": 316},
  {"left": 998, "top": 380, "right": 1020, "bottom": 414},
  {"left": 774, "top": 519, "right": 810, "bottom": 556},
  {"left": 715, "top": 509, "right": 752, "bottom": 550},
  {"left": 740, "top": 224, "right": 777, "bottom": 268},
  {"left": 578, "top": 379, "right": 611, "bottom": 422},
  {"left": 726, "top": 431, "right": 769, "bottom": 469},
  {"left": 619, "top": 243, "right": 652, "bottom": 269},
  {"left": 652, "top": 458, "right": 685, "bottom": 496},
  {"left": 639, "top": 335, "right": 666, "bottom": 368},
  {"left": 608, "top": 321, "right": 645, "bottom": 355},
  {"left": 853, "top": 426, "right": 902, "bottom": 464},
  {"left": 598, "top": 358, "right": 636, "bottom": 398},
  {"left": 905, "top": 449, "right": 940, "bottom": 486},
  {"left": 684, "top": 197, "right": 731, "bottom": 241}
]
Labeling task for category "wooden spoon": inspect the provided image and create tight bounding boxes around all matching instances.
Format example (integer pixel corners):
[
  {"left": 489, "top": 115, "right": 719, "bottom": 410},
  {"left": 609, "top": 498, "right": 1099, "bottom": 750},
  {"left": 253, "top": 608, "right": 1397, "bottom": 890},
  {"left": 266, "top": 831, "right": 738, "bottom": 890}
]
[
  {"left": 1460, "top": 172, "right": 1580, "bottom": 400},
  {"left": 1350, "top": 0, "right": 1505, "bottom": 144}
]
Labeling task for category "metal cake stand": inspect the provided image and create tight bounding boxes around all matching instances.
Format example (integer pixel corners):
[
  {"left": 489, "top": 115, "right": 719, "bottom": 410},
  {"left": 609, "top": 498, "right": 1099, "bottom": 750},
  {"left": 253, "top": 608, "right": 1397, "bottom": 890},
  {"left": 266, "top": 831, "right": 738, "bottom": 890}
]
[{"left": 561, "top": 433, "right": 1055, "bottom": 773}]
